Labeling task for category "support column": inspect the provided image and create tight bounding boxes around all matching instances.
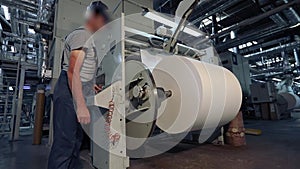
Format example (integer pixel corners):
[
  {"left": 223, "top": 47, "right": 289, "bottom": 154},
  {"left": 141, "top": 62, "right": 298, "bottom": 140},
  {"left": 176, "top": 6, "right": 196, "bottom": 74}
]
[
  {"left": 2, "top": 84, "right": 9, "bottom": 135},
  {"left": 212, "top": 15, "right": 219, "bottom": 44},
  {"left": 33, "top": 86, "right": 46, "bottom": 145},
  {"left": 48, "top": 98, "right": 54, "bottom": 146},
  {"left": 11, "top": 67, "right": 26, "bottom": 140},
  {"left": 10, "top": 34, "right": 24, "bottom": 141}
]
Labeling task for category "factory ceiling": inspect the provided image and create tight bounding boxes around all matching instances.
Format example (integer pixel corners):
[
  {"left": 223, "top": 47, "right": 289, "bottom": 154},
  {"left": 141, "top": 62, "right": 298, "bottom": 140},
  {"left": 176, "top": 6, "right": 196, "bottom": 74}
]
[{"left": 155, "top": 0, "right": 300, "bottom": 59}]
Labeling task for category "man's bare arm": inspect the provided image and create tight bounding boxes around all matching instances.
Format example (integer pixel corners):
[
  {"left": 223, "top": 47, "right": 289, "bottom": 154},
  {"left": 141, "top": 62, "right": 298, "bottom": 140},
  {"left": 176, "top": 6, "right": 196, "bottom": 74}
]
[{"left": 68, "top": 50, "right": 90, "bottom": 124}]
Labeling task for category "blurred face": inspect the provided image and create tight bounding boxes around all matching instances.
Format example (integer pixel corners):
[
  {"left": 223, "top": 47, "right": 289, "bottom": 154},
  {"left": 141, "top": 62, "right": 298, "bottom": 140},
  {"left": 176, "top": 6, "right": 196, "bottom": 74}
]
[{"left": 85, "top": 13, "right": 106, "bottom": 33}]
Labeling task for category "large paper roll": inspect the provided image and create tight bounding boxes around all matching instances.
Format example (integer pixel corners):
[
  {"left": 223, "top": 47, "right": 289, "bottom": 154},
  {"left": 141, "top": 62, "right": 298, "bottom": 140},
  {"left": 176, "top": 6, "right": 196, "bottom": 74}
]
[
  {"left": 279, "top": 92, "right": 300, "bottom": 110},
  {"left": 153, "top": 56, "right": 242, "bottom": 134}
]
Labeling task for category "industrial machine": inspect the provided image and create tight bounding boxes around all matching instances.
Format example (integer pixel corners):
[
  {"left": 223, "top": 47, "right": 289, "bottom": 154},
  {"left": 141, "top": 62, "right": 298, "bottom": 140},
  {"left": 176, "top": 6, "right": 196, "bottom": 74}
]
[
  {"left": 77, "top": 0, "right": 243, "bottom": 168},
  {"left": 250, "top": 78, "right": 300, "bottom": 120}
]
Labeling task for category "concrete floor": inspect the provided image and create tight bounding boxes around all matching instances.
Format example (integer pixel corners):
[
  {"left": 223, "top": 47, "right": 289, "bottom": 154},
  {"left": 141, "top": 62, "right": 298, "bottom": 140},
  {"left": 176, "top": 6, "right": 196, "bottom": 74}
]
[{"left": 0, "top": 118, "right": 300, "bottom": 169}]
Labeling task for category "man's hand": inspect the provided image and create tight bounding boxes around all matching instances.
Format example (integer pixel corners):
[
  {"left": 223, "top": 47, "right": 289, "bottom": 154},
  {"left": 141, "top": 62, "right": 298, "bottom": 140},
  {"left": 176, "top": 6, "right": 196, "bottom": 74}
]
[
  {"left": 77, "top": 106, "right": 91, "bottom": 124},
  {"left": 94, "top": 84, "right": 103, "bottom": 94}
]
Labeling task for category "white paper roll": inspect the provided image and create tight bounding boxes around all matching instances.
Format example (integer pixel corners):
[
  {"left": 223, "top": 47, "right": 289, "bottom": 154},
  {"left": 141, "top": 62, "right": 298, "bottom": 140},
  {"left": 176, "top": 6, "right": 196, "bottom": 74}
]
[
  {"left": 153, "top": 56, "right": 242, "bottom": 134},
  {"left": 279, "top": 92, "right": 300, "bottom": 110},
  {"left": 152, "top": 56, "right": 201, "bottom": 134}
]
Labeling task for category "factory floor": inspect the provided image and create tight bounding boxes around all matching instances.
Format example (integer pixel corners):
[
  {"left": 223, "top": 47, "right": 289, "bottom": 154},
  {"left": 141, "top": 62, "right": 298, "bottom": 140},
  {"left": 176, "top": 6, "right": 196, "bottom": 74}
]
[{"left": 1, "top": 116, "right": 300, "bottom": 169}]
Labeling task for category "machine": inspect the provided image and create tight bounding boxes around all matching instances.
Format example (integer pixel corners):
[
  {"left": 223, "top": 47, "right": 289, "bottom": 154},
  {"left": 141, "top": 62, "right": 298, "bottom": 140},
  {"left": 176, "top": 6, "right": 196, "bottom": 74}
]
[{"left": 79, "top": 0, "right": 243, "bottom": 168}]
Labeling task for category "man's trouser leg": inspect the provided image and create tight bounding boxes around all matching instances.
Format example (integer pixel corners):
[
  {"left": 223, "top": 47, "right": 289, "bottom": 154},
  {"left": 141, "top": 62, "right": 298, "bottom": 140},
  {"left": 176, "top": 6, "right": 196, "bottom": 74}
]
[{"left": 48, "top": 71, "right": 83, "bottom": 169}]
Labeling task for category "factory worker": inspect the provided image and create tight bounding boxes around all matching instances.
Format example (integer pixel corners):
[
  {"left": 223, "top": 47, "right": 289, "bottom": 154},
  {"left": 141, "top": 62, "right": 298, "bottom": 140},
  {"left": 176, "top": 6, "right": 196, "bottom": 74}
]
[{"left": 48, "top": 1, "right": 110, "bottom": 169}]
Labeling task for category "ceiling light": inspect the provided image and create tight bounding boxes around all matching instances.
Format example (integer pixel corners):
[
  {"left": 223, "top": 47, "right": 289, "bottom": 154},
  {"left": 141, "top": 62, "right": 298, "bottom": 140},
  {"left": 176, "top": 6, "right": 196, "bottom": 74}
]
[
  {"left": 23, "top": 85, "right": 31, "bottom": 90},
  {"left": 28, "top": 28, "right": 35, "bottom": 34},
  {"left": 272, "top": 78, "right": 282, "bottom": 82},
  {"left": 290, "top": 23, "right": 300, "bottom": 29},
  {"left": 295, "top": 76, "right": 300, "bottom": 80},
  {"left": 2, "top": 6, "right": 10, "bottom": 20}
]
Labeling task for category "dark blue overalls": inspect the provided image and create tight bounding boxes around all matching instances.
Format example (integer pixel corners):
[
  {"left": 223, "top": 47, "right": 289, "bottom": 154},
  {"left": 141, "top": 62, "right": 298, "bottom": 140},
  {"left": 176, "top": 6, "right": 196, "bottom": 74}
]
[
  {"left": 47, "top": 25, "right": 97, "bottom": 169},
  {"left": 48, "top": 71, "right": 84, "bottom": 169}
]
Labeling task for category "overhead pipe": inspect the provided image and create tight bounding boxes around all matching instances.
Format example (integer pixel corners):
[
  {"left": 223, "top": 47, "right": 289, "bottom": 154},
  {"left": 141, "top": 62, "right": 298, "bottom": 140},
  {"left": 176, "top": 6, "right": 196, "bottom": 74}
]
[
  {"left": 38, "top": 0, "right": 55, "bottom": 23},
  {"left": 13, "top": 18, "right": 36, "bottom": 27},
  {"left": 191, "top": 0, "right": 242, "bottom": 25},
  {"left": 283, "top": 0, "right": 300, "bottom": 23},
  {"left": 239, "top": 37, "right": 290, "bottom": 55},
  {"left": 263, "top": 10, "right": 288, "bottom": 26},
  {"left": 210, "top": 0, "right": 300, "bottom": 39},
  {"left": 258, "top": 0, "right": 289, "bottom": 27},
  {"left": 190, "top": 0, "right": 228, "bottom": 22},
  {"left": 17, "top": 0, "right": 36, "bottom": 6},
  {"left": 245, "top": 41, "right": 300, "bottom": 59},
  {"left": 269, "top": 14, "right": 289, "bottom": 26},
  {"left": 250, "top": 67, "right": 284, "bottom": 74},
  {"left": 0, "top": 14, "right": 11, "bottom": 28},
  {"left": 0, "top": 0, "right": 38, "bottom": 13},
  {"left": 216, "top": 24, "right": 291, "bottom": 51},
  {"left": 251, "top": 72, "right": 284, "bottom": 79},
  {"left": 2, "top": 31, "right": 36, "bottom": 39},
  {"left": 25, "top": 12, "right": 38, "bottom": 20}
]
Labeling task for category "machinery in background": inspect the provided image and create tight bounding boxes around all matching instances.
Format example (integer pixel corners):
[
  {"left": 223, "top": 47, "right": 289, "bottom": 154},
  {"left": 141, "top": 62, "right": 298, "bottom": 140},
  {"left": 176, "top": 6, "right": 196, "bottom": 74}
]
[
  {"left": 250, "top": 81, "right": 279, "bottom": 120},
  {"left": 249, "top": 78, "right": 300, "bottom": 120},
  {"left": 220, "top": 51, "right": 251, "bottom": 98},
  {"left": 0, "top": 0, "right": 54, "bottom": 140},
  {"left": 220, "top": 48, "right": 300, "bottom": 120}
]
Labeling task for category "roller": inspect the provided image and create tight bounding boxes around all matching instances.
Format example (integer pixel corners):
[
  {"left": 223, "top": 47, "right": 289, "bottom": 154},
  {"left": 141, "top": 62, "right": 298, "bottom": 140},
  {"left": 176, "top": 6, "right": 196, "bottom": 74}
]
[
  {"left": 152, "top": 56, "right": 242, "bottom": 134},
  {"left": 278, "top": 92, "right": 300, "bottom": 110}
]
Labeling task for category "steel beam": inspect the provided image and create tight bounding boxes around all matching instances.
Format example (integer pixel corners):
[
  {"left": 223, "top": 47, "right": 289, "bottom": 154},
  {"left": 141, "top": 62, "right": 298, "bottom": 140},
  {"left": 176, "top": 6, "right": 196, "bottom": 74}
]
[
  {"left": 190, "top": 0, "right": 227, "bottom": 22},
  {"left": 239, "top": 37, "right": 291, "bottom": 55},
  {"left": 0, "top": 0, "right": 38, "bottom": 13},
  {"left": 1, "top": 86, "right": 10, "bottom": 135},
  {"left": 216, "top": 25, "right": 289, "bottom": 51},
  {"left": 14, "top": 67, "right": 25, "bottom": 140},
  {"left": 211, "top": 0, "right": 300, "bottom": 39},
  {"left": 9, "top": 35, "right": 24, "bottom": 141},
  {"left": 0, "top": 14, "right": 11, "bottom": 28},
  {"left": 245, "top": 41, "right": 300, "bottom": 59},
  {"left": 191, "top": 0, "right": 242, "bottom": 25}
]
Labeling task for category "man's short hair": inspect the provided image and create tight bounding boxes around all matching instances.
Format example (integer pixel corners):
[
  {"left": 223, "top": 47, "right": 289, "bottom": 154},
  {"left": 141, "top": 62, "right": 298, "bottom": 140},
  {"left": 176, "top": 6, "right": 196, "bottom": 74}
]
[{"left": 87, "top": 1, "right": 110, "bottom": 22}]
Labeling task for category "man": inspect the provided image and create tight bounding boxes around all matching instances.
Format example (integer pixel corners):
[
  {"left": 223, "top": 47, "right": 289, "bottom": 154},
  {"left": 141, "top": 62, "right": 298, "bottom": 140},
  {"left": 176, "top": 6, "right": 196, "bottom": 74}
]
[{"left": 48, "top": 1, "right": 109, "bottom": 169}]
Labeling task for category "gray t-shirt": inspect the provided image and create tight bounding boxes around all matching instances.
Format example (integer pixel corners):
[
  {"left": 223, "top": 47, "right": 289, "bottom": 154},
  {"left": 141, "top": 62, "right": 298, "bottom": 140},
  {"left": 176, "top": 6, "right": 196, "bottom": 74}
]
[{"left": 62, "top": 27, "right": 97, "bottom": 82}]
